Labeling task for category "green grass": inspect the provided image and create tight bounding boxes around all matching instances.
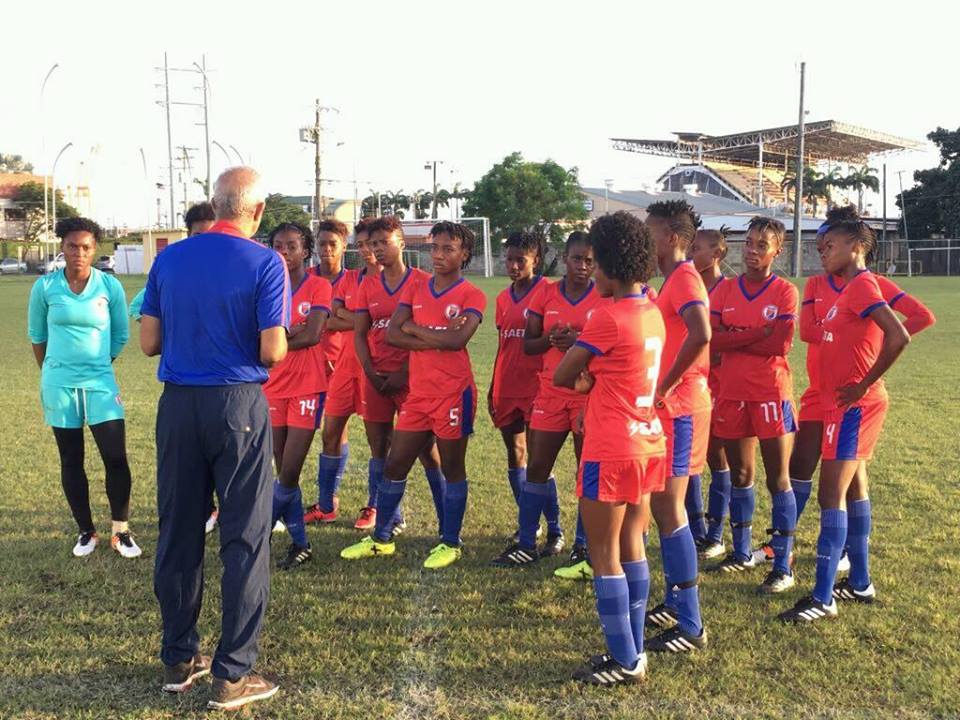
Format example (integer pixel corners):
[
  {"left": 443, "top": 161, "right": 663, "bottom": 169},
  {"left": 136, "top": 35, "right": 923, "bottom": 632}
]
[{"left": 0, "top": 273, "right": 957, "bottom": 720}]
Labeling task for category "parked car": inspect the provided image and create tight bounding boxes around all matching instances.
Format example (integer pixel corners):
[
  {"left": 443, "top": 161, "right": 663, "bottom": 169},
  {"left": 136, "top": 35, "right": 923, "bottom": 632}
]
[
  {"left": 43, "top": 253, "right": 66, "bottom": 274},
  {"left": 0, "top": 258, "right": 27, "bottom": 275},
  {"left": 94, "top": 255, "right": 115, "bottom": 272}
]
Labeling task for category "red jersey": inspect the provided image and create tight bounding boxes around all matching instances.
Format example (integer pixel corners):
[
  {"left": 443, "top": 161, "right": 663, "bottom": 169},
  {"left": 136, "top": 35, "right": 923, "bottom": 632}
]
[
  {"left": 801, "top": 272, "right": 931, "bottom": 396},
  {"left": 712, "top": 274, "right": 798, "bottom": 402},
  {"left": 655, "top": 260, "right": 711, "bottom": 415},
  {"left": 263, "top": 274, "right": 333, "bottom": 398},
  {"left": 493, "top": 276, "right": 550, "bottom": 399},
  {"left": 527, "top": 279, "right": 609, "bottom": 399},
  {"left": 706, "top": 275, "right": 728, "bottom": 389},
  {"left": 400, "top": 276, "right": 487, "bottom": 397},
  {"left": 355, "top": 267, "right": 429, "bottom": 373},
  {"left": 576, "top": 293, "right": 666, "bottom": 461},
  {"left": 329, "top": 267, "right": 371, "bottom": 374},
  {"left": 819, "top": 270, "right": 888, "bottom": 407},
  {"left": 315, "top": 268, "right": 347, "bottom": 368}
]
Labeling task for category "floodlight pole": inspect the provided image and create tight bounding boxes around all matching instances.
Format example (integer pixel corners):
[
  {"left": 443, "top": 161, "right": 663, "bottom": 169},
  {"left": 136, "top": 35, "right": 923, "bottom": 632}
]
[
  {"left": 897, "top": 170, "right": 910, "bottom": 241},
  {"left": 791, "top": 61, "right": 806, "bottom": 277}
]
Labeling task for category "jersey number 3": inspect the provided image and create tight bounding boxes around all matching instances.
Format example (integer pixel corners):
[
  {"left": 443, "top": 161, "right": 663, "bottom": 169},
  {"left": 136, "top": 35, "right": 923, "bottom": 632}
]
[{"left": 635, "top": 336, "right": 664, "bottom": 409}]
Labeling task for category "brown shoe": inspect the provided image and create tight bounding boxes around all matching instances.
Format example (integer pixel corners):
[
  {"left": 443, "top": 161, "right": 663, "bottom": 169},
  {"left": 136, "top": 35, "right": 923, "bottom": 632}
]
[
  {"left": 161, "top": 654, "right": 212, "bottom": 693},
  {"left": 207, "top": 672, "right": 279, "bottom": 711}
]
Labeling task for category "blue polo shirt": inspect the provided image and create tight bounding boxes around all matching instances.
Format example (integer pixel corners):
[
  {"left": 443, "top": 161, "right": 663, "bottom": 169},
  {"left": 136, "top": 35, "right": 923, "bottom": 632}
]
[{"left": 141, "top": 221, "right": 290, "bottom": 386}]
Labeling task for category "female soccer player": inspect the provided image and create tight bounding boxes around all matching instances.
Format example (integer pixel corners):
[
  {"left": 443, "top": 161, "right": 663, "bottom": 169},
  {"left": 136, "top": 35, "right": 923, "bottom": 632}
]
[
  {"left": 341, "top": 221, "right": 486, "bottom": 569},
  {"left": 309, "top": 217, "right": 385, "bottom": 529},
  {"left": 28, "top": 217, "right": 139, "bottom": 558},
  {"left": 789, "top": 207, "right": 935, "bottom": 543},
  {"left": 688, "top": 227, "right": 731, "bottom": 559},
  {"left": 640, "top": 201, "right": 711, "bottom": 654},
  {"left": 779, "top": 212, "right": 911, "bottom": 622},
  {"left": 492, "top": 231, "right": 605, "bottom": 575},
  {"left": 488, "top": 231, "right": 550, "bottom": 540},
  {"left": 706, "top": 217, "right": 799, "bottom": 595},
  {"left": 346, "top": 216, "right": 445, "bottom": 539},
  {"left": 263, "top": 222, "right": 332, "bottom": 569},
  {"left": 553, "top": 211, "right": 665, "bottom": 685}
]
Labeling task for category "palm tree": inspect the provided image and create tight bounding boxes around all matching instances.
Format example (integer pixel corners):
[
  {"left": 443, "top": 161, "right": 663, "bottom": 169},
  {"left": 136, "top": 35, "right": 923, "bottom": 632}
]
[
  {"left": 780, "top": 166, "right": 844, "bottom": 217},
  {"left": 842, "top": 165, "right": 880, "bottom": 214},
  {"left": 411, "top": 189, "right": 430, "bottom": 219}
]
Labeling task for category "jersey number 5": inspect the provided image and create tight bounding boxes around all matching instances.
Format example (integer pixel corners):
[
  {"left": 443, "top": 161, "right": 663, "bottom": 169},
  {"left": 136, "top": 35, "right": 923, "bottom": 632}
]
[{"left": 635, "top": 336, "right": 664, "bottom": 409}]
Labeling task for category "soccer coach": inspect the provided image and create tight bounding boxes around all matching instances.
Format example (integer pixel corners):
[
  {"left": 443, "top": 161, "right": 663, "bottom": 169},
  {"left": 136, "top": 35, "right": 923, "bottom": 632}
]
[{"left": 140, "top": 166, "right": 290, "bottom": 711}]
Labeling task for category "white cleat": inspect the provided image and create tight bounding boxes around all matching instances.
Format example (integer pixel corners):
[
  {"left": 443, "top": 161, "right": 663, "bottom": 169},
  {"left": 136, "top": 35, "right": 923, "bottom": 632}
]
[
  {"left": 205, "top": 510, "right": 219, "bottom": 535},
  {"left": 111, "top": 532, "right": 143, "bottom": 559},
  {"left": 72, "top": 531, "right": 98, "bottom": 558}
]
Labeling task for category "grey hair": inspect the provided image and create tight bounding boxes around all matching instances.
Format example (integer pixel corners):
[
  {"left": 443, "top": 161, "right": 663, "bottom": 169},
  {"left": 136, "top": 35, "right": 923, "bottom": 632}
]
[{"left": 212, "top": 166, "right": 265, "bottom": 219}]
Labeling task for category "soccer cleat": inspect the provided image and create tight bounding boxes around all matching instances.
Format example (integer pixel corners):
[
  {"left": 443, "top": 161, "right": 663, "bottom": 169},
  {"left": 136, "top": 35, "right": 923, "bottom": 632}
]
[
  {"left": 340, "top": 536, "right": 395, "bottom": 560},
  {"left": 162, "top": 654, "right": 211, "bottom": 694},
  {"left": 696, "top": 538, "right": 726, "bottom": 561},
  {"left": 778, "top": 595, "right": 838, "bottom": 623},
  {"left": 541, "top": 532, "right": 565, "bottom": 557},
  {"left": 706, "top": 553, "right": 757, "bottom": 573},
  {"left": 207, "top": 673, "right": 279, "bottom": 711},
  {"left": 757, "top": 569, "right": 796, "bottom": 594},
  {"left": 391, "top": 518, "right": 408, "bottom": 538},
  {"left": 509, "top": 525, "right": 544, "bottom": 544},
  {"left": 752, "top": 537, "right": 794, "bottom": 567},
  {"left": 554, "top": 545, "right": 593, "bottom": 581},
  {"left": 832, "top": 578, "right": 876, "bottom": 604},
  {"left": 278, "top": 543, "right": 312, "bottom": 571},
  {"left": 205, "top": 510, "right": 218, "bottom": 534},
  {"left": 646, "top": 626, "right": 708, "bottom": 654},
  {"left": 353, "top": 506, "right": 376, "bottom": 531},
  {"left": 491, "top": 543, "right": 540, "bottom": 568},
  {"left": 303, "top": 503, "right": 337, "bottom": 525},
  {"left": 572, "top": 653, "right": 646, "bottom": 686},
  {"left": 72, "top": 531, "right": 98, "bottom": 558},
  {"left": 836, "top": 551, "right": 851, "bottom": 574},
  {"left": 111, "top": 532, "right": 143, "bottom": 559},
  {"left": 272, "top": 520, "right": 286, "bottom": 534},
  {"left": 644, "top": 602, "right": 679, "bottom": 630},
  {"left": 423, "top": 543, "right": 462, "bottom": 569}
]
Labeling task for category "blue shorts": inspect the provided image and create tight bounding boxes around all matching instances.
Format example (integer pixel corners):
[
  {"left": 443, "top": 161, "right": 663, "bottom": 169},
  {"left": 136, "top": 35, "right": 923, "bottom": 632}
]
[{"left": 41, "top": 384, "right": 125, "bottom": 428}]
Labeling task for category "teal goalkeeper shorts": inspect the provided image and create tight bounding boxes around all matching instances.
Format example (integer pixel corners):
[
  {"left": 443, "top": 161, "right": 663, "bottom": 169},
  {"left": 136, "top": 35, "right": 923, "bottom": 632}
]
[{"left": 40, "top": 384, "right": 125, "bottom": 428}]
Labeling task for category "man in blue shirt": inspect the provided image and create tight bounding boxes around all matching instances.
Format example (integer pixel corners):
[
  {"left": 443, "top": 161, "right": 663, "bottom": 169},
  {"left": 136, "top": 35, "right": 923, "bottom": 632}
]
[{"left": 141, "top": 167, "right": 289, "bottom": 711}]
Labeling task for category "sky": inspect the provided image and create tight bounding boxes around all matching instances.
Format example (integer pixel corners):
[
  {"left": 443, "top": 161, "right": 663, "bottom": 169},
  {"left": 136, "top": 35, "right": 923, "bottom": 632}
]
[{"left": 3, "top": 0, "right": 956, "bottom": 227}]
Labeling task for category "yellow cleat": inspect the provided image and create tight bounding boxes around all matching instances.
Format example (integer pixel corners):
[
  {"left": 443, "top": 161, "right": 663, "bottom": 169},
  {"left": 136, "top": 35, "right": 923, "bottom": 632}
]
[
  {"left": 423, "top": 543, "right": 462, "bottom": 570},
  {"left": 554, "top": 559, "right": 594, "bottom": 581},
  {"left": 340, "top": 536, "right": 395, "bottom": 560}
]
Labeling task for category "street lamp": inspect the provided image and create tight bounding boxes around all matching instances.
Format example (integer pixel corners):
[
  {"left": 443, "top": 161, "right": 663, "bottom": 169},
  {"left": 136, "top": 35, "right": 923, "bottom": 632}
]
[
  {"left": 51, "top": 142, "right": 73, "bottom": 231},
  {"left": 192, "top": 57, "right": 212, "bottom": 200},
  {"left": 424, "top": 160, "right": 444, "bottom": 219},
  {"left": 212, "top": 140, "right": 233, "bottom": 165},
  {"left": 604, "top": 179, "right": 615, "bottom": 213},
  {"left": 40, "top": 62, "right": 59, "bottom": 256},
  {"left": 229, "top": 145, "right": 245, "bottom": 165}
]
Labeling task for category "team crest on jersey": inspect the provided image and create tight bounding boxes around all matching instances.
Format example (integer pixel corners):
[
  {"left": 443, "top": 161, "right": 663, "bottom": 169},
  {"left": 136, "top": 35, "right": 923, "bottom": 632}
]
[
  {"left": 522, "top": 308, "right": 530, "bottom": 319},
  {"left": 825, "top": 305, "right": 838, "bottom": 321},
  {"left": 586, "top": 309, "right": 595, "bottom": 321},
  {"left": 445, "top": 304, "right": 461, "bottom": 320},
  {"left": 762, "top": 304, "right": 778, "bottom": 321},
  {"left": 297, "top": 301, "right": 311, "bottom": 317}
]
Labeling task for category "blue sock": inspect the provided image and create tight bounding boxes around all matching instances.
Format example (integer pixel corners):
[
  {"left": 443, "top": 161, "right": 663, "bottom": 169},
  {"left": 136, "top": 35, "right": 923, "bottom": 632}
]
[
  {"left": 729, "top": 485, "right": 755, "bottom": 560},
  {"left": 282, "top": 486, "right": 308, "bottom": 547},
  {"left": 770, "top": 489, "right": 798, "bottom": 575},
  {"left": 622, "top": 560, "right": 650, "bottom": 654},
  {"left": 661, "top": 525, "right": 703, "bottom": 636},
  {"left": 706, "top": 469, "right": 731, "bottom": 544},
  {"left": 813, "top": 509, "right": 848, "bottom": 604},
  {"left": 792, "top": 478, "right": 814, "bottom": 523},
  {"left": 507, "top": 467, "right": 525, "bottom": 506},
  {"left": 593, "top": 575, "right": 639, "bottom": 670},
  {"left": 442, "top": 480, "right": 468, "bottom": 547},
  {"left": 272, "top": 481, "right": 297, "bottom": 526},
  {"left": 575, "top": 509, "right": 587, "bottom": 548},
  {"left": 366, "top": 458, "right": 384, "bottom": 508},
  {"left": 686, "top": 474, "right": 707, "bottom": 542},
  {"left": 847, "top": 499, "right": 872, "bottom": 590},
  {"left": 373, "top": 478, "right": 407, "bottom": 542},
  {"left": 544, "top": 475, "right": 561, "bottom": 536},
  {"left": 518, "top": 481, "right": 549, "bottom": 549},
  {"left": 318, "top": 454, "right": 340, "bottom": 513},
  {"left": 426, "top": 467, "right": 447, "bottom": 536}
]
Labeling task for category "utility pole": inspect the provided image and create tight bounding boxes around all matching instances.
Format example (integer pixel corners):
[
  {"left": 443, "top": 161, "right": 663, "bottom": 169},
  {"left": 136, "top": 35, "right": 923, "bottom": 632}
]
[
  {"left": 300, "top": 101, "right": 340, "bottom": 227},
  {"left": 791, "top": 61, "right": 806, "bottom": 277},
  {"left": 176, "top": 146, "right": 197, "bottom": 226},
  {"left": 425, "top": 160, "right": 443, "bottom": 219},
  {"left": 882, "top": 163, "right": 887, "bottom": 246},
  {"left": 163, "top": 53, "right": 175, "bottom": 230},
  {"left": 897, "top": 170, "right": 910, "bottom": 241},
  {"left": 197, "top": 55, "right": 211, "bottom": 200}
]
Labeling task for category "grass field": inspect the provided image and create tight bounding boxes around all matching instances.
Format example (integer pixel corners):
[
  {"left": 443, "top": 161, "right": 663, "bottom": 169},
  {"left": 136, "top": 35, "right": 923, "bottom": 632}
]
[{"left": 0, "top": 273, "right": 957, "bottom": 720}]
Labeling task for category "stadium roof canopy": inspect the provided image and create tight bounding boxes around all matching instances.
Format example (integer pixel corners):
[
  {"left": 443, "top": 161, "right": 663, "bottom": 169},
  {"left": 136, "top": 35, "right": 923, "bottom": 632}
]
[{"left": 612, "top": 120, "right": 923, "bottom": 166}]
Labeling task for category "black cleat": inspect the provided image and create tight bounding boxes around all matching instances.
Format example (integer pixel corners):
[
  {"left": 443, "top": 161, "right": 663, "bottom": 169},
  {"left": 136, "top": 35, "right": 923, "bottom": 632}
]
[
  {"left": 278, "top": 543, "right": 312, "bottom": 570},
  {"left": 757, "top": 568, "right": 796, "bottom": 594},
  {"left": 777, "top": 595, "right": 838, "bottom": 623},
  {"left": 491, "top": 542, "right": 540, "bottom": 568},
  {"left": 706, "top": 553, "right": 757, "bottom": 573},
  {"left": 572, "top": 653, "right": 646, "bottom": 686},
  {"left": 646, "top": 625, "right": 708, "bottom": 653},
  {"left": 644, "top": 602, "right": 679, "bottom": 630},
  {"left": 832, "top": 578, "right": 876, "bottom": 604},
  {"left": 540, "top": 532, "right": 565, "bottom": 557}
]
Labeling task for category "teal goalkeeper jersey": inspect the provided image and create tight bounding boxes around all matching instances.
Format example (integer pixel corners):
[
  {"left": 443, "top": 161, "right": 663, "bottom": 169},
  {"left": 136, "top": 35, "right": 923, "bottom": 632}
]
[{"left": 27, "top": 268, "right": 129, "bottom": 389}]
